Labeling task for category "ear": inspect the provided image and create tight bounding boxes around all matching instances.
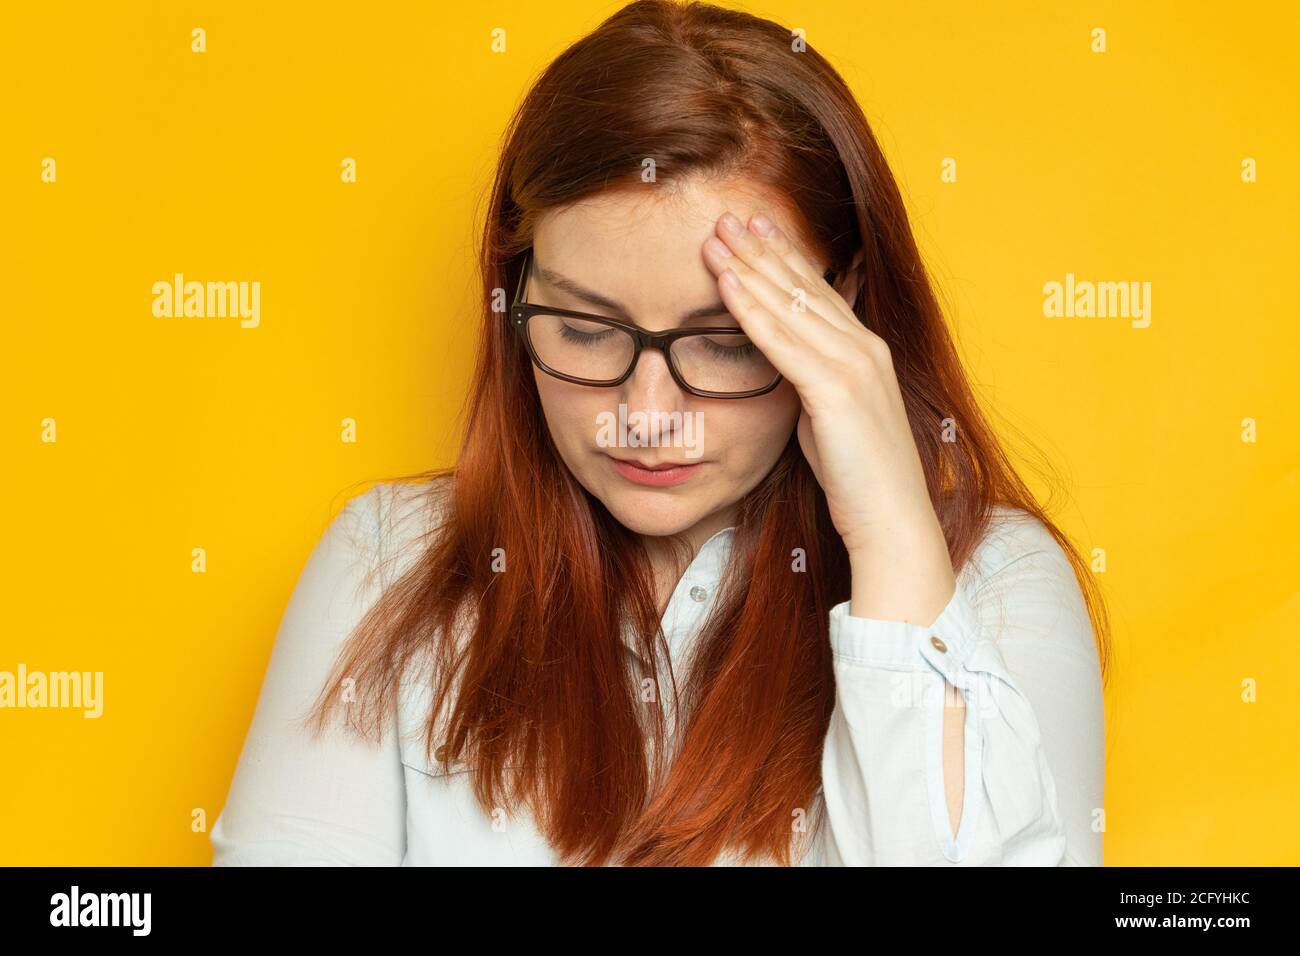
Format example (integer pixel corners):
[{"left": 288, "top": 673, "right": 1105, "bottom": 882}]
[{"left": 833, "top": 246, "right": 866, "bottom": 309}]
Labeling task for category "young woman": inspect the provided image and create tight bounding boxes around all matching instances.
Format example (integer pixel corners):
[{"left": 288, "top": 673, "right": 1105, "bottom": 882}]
[{"left": 211, "top": 0, "right": 1109, "bottom": 867}]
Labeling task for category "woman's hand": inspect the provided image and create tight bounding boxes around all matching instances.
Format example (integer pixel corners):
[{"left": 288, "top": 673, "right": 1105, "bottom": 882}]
[{"left": 702, "top": 209, "right": 956, "bottom": 625}]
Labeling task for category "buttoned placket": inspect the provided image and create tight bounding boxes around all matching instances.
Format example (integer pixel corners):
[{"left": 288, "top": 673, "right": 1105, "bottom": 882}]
[{"left": 621, "top": 527, "right": 736, "bottom": 755}]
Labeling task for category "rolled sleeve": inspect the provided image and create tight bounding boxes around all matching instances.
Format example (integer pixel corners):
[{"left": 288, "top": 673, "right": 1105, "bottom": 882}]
[{"left": 819, "top": 517, "right": 1103, "bottom": 867}]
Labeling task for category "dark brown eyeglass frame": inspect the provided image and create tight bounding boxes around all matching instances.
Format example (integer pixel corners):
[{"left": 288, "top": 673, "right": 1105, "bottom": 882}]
[{"left": 508, "top": 248, "right": 838, "bottom": 400}]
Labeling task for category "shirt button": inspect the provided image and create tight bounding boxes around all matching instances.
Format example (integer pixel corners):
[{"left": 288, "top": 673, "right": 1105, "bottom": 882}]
[
  {"left": 689, "top": 585, "right": 708, "bottom": 603},
  {"left": 434, "top": 744, "right": 448, "bottom": 762},
  {"left": 929, "top": 636, "right": 948, "bottom": 653}
]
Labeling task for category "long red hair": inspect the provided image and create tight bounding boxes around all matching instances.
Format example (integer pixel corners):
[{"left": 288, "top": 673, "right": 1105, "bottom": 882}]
[{"left": 306, "top": 0, "right": 1111, "bottom": 866}]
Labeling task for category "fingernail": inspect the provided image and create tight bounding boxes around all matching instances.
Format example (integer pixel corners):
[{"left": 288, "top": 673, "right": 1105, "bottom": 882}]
[
  {"left": 750, "top": 214, "right": 776, "bottom": 237},
  {"left": 720, "top": 212, "right": 744, "bottom": 235}
]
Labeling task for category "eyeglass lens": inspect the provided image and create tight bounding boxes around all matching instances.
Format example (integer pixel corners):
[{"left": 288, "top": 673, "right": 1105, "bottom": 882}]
[{"left": 525, "top": 314, "right": 779, "bottom": 394}]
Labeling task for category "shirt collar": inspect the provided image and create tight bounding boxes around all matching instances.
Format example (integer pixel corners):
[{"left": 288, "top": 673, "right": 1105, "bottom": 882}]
[
  {"left": 619, "top": 526, "right": 736, "bottom": 664},
  {"left": 688, "top": 525, "right": 736, "bottom": 581}
]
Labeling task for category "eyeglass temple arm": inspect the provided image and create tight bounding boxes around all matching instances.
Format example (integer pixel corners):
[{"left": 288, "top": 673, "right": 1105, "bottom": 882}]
[{"left": 512, "top": 250, "right": 531, "bottom": 307}]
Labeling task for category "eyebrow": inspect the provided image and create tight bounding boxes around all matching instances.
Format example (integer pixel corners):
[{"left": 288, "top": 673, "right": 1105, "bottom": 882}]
[{"left": 533, "top": 260, "right": 733, "bottom": 323}]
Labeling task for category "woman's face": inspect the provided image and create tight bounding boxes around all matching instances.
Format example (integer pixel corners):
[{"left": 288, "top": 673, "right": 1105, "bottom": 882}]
[{"left": 526, "top": 177, "right": 823, "bottom": 550}]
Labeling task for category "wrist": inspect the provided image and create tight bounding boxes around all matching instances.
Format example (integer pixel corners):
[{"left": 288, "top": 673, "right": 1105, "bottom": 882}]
[
  {"left": 845, "top": 519, "right": 955, "bottom": 625},
  {"left": 844, "top": 511, "right": 945, "bottom": 569}
]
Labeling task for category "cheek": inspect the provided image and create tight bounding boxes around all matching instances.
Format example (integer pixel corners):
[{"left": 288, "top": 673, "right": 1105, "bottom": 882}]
[
  {"left": 710, "top": 388, "right": 801, "bottom": 462},
  {"left": 751, "top": 385, "right": 802, "bottom": 444},
  {"left": 534, "top": 371, "right": 601, "bottom": 453}
]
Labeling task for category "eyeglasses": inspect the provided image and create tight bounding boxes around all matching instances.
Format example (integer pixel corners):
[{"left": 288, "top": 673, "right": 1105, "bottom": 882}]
[{"left": 509, "top": 248, "right": 837, "bottom": 399}]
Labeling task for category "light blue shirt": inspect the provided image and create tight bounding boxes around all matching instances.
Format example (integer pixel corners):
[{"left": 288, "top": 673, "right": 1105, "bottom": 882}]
[{"left": 211, "top": 481, "right": 1104, "bottom": 865}]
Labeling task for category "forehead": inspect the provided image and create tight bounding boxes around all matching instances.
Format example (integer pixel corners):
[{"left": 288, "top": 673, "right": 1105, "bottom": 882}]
[
  {"left": 533, "top": 176, "right": 809, "bottom": 272},
  {"left": 530, "top": 178, "right": 812, "bottom": 325}
]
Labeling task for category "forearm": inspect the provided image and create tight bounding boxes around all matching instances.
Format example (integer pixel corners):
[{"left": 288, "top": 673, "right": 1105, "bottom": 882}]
[
  {"left": 821, "top": 508, "right": 1095, "bottom": 866},
  {"left": 847, "top": 514, "right": 965, "bottom": 835}
]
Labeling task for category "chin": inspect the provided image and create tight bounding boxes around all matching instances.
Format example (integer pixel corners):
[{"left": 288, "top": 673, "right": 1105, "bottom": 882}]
[{"left": 598, "top": 488, "right": 709, "bottom": 538}]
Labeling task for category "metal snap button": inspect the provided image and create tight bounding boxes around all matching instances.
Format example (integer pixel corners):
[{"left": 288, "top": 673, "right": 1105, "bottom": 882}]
[
  {"left": 689, "top": 585, "right": 708, "bottom": 603},
  {"left": 929, "top": 636, "right": 948, "bottom": 653}
]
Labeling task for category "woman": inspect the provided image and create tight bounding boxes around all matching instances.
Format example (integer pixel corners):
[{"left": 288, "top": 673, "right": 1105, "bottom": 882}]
[{"left": 211, "top": 0, "right": 1109, "bottom": 867}]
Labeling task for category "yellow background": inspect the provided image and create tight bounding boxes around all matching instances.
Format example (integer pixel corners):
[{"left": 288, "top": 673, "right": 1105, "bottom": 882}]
[{"left": 2, "top": 1, "right": 1296, "bottom": 865}]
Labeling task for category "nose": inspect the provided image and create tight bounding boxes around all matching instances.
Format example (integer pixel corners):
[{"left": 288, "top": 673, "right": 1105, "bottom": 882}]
[{"left": 617, "top": 345, "right": 693, "bottom": 435}]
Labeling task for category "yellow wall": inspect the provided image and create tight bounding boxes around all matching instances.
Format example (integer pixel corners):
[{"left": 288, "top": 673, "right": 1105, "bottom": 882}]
[{"left": 2, "top": 1, "right": 1296, "bottom": 864}]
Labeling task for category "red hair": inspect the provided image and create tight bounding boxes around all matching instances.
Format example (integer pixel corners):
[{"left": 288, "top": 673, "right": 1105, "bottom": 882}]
[{"left": 307, "top": 0, "right": 1111, "bottom": 866}]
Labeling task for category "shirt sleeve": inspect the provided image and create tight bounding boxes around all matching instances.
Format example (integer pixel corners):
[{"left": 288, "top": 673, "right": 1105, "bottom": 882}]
[
  {"left": 209, "top": 484, "right": 407, "bottom": 865},
  {"left": 818, "top": 511, "right": 1105, "bottom": 866}
]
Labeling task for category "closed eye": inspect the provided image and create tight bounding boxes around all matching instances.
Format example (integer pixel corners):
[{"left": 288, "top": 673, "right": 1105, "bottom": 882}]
[
  {"left": 698, "top": 336, "right": 759, "bottom": 361},
  {"left": 558, "top": 321, "right": 619, "bottom": 345}
]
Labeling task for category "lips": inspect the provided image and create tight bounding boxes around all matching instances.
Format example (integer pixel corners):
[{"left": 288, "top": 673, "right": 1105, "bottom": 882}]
[
  {"left": 610, "top": 456, "right": 692, "bottom": 470},
  {"left": 607, "top": 455, "right": 703, "bottom": 487}
]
